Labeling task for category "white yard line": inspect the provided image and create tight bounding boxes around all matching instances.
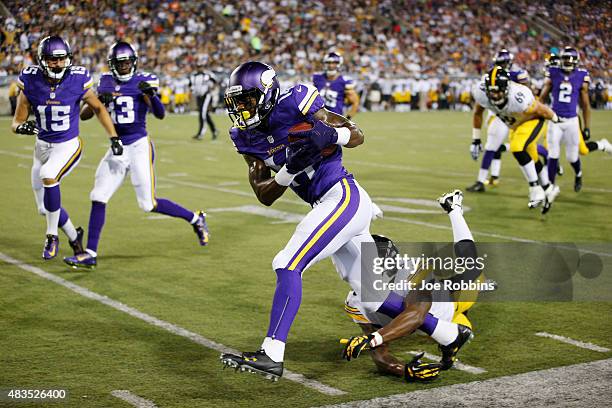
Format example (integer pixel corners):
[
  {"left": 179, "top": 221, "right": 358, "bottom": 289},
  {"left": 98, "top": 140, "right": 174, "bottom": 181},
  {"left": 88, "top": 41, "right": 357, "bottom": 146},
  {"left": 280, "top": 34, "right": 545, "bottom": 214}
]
[
  {"left": 405, "top": 351, "right": 486, "bottom": 375},
  {"left": 208, "top": 205, "right": 305, "bottom": 223},
  {"left": 316, "top": 358, "right": 612, "bottom": 408},
  {"left": 110, "top": 390, "right": 157, "bottom": 408},
  {"left": 0, "top": 252, "right": 346, "bottom": 396},
  {"left": 535, "top": 332, "right": 610, "bottom": 353}
]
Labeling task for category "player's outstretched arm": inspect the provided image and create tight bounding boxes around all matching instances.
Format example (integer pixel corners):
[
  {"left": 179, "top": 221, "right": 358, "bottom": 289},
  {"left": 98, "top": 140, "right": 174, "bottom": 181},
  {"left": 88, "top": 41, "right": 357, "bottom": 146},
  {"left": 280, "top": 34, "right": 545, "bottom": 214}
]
[
  {"left": 358, "top": 323, "right": 406, "bottom": 377},
  {"left": 538, "top": 78, "right": 552, "bottom": 102},
  {"left": 11, "top": 92, "right": 35, "bottom": 134},
  {"left": 243, "top": 155, "right": 288, "bottom": 206},
  {"left": 579, "top": 82, "right": 591, "bottom": 132},
  {"left": 345, "top": 89, "right": 360, "bottom": 119},
  {"left": 82, "top": 89, "right": 119, "bottom": 139},
  {"left": 376, "top": 298, "right": 432, "bottom": 345},
  {"left": 530, "top": 100, "right": 556, "bottom": 121},
  {"left": 312, "top": 108, "right": 364, "bottom": 148}
]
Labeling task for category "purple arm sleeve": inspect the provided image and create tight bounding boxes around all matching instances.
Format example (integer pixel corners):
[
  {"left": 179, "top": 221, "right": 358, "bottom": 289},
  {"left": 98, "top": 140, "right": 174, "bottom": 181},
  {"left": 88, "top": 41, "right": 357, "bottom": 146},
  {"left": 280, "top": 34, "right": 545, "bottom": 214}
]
[{"left": 149, "top": 94, "right": 165, "bottom": 119}]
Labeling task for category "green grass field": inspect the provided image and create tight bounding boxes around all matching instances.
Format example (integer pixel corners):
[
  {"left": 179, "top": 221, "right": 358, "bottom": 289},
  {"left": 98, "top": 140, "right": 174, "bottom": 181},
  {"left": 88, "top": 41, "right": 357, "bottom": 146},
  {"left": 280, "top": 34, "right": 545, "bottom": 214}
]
[{"left": 1, "top": 111, "right": 611, "bottom": 407}]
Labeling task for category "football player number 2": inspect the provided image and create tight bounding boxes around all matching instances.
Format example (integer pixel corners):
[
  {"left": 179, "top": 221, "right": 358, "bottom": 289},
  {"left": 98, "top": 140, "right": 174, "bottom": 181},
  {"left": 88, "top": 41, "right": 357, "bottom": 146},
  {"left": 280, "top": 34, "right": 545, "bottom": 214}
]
[
  {"left": 111, "top": 96, "right": 135, "bottom": 124},
  {"left": 559, "top": 83, "right": 572, "bottom": 103},
  {"left": 37, "top": 105, "right": 70, "bottom": 131}
]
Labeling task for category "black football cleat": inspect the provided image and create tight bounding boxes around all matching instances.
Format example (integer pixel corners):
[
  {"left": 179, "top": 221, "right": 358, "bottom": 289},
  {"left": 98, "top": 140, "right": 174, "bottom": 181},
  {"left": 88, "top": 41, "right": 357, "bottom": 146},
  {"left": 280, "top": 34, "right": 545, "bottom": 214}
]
[
  {"left": 68, "top": 227, "right": 85, "bottom": 256},
  {"left": 466, "top": 181, "right": 485, "bottom": 193},
  {"left": 220, "top": 349, "right": 283, "bottom": 382},
  {"left": 439, "top": 324, "right": 474, "bottom": 370},
  {"left": 437, "top": 190, "right": 463, "bottom": 214},
  {"left": 574, "top": 176, "right": 582, "bottom": 192}
]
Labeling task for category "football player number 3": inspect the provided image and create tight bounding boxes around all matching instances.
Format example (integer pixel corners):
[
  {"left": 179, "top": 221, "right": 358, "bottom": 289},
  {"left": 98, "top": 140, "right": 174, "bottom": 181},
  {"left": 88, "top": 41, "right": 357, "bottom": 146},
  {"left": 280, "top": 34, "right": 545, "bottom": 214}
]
[
  {"left": 559, "top": 83, "right": 572, "bottom": 103},
  {"left": 37, "top": 105, "right": 70, "bottom": 131},
  {"left": 111, "top": 96, "right": 135, "bottom": 124}
]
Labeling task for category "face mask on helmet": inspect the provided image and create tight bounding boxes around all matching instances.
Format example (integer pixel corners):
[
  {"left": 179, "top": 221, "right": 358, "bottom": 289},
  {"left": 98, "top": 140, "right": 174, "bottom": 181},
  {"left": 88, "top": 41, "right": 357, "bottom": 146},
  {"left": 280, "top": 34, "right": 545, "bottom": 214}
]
[
  {"left": 560, "top": 51, "right": 578, "bottom": 72},
  {"left": 493, "top": 50, "right": 513, "bottom": 70},
  {"left": 225, "top": 88, "right": 265, "bottom": 130},
  {"left": 108, "top": 43, "right": 138, "bottom": 82},
  {"left": 38, "top": 36, "right": 73, "bottom": 80},
  {"left": 485, "top": 68, "right": 509, "bottom": 107}
]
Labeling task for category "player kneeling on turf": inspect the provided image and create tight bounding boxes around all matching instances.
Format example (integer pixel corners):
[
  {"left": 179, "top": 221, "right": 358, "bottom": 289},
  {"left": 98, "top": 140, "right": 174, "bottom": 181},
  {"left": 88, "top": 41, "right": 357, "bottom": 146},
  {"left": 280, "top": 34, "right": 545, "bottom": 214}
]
[{"left": 340, "top": 190, "right": 478, "bottom": 382}]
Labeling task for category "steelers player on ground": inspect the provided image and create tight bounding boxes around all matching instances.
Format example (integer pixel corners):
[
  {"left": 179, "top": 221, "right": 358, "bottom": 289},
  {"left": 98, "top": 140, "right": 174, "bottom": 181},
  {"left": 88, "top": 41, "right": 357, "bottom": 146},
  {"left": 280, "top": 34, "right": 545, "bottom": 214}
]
[
  {"left": 539, "top": 46, "right": 612, "bottom": 193},
  {"left": 468, "top": 49, "right": 531, "bottom": 192},
  {"left": 340, "top": 190, "right": 476, "bottom": 381},
  {"left": 472, "top": 66, "right": 560, "bottom": 212}
]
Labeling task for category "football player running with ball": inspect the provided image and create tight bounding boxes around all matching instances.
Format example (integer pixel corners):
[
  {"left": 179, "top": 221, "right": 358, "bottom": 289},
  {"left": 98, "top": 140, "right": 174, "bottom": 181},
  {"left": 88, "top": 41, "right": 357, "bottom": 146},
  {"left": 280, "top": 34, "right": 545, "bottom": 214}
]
[
  {"left": 64, "top": 42, "right": 209, "bottom": 270},
  {"left": 220, "top": 61, "right": 374, "bottom": 381},
  {"left": 472, "top": 66, "right": 559, "bottom": 213},
  {"left": 12, "top": 35, "right": 119, "bottom": 260}
]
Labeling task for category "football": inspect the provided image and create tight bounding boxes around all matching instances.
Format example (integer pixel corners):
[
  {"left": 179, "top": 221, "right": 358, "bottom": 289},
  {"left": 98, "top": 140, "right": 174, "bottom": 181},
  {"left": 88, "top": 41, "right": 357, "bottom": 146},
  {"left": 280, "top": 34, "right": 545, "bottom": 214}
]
[{"left": 287, "top": 121, "right": 338, "bottom": 157}]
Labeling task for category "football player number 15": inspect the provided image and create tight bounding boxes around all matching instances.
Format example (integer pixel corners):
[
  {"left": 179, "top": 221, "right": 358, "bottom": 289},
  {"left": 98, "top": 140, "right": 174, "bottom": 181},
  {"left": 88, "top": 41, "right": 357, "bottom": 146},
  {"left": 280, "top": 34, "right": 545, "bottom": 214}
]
[
  {"left": 37, "top": 105, "right": 70, "bottom": 131},
  {"left": 110, "top": 96, "right": 135, "bottom": 124}
]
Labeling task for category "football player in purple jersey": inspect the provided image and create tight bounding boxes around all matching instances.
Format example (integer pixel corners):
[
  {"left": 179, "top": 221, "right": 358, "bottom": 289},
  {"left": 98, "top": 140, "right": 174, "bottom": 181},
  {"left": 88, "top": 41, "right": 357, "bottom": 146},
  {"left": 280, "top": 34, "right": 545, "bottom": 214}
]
[
  {"left": 63, "top": 41, "right": 209, "bottom": 270},
  {"left": 220, "top": 61, "right": 373, "bottom": 381},
  {"left": 539, "top": 46, "right": 611, "bottom": 193},
  {"left": 11, "top": 35, "right": 120, "bottom": 260},
  {"left": 468, "top": 49, "right": 532, "bottom": 192},
  {"left": 312, "top": 52, "right": 360, "bottom": 119}
]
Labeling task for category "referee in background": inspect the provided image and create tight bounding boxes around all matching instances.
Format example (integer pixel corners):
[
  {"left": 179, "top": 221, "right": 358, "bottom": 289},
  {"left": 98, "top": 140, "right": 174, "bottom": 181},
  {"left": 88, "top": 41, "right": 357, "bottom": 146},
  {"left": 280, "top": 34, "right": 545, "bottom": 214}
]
[{"left": 190, "top": 68, "right": 218, "bottom": 140}]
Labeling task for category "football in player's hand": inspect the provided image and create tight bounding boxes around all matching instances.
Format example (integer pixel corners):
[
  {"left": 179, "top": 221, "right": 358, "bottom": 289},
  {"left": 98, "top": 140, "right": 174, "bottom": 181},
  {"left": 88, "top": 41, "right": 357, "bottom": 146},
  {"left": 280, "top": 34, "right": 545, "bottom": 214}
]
[{"left": 288, "top": 121, "right": 337, "bottom": 157}]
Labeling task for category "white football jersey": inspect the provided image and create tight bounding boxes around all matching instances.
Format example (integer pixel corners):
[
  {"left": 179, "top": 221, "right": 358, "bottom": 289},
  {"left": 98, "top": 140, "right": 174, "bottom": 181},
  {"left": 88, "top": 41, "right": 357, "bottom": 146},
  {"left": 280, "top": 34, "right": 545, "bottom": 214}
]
[{"left": 472, "top": 81, "right": 536, "bottom": 128}]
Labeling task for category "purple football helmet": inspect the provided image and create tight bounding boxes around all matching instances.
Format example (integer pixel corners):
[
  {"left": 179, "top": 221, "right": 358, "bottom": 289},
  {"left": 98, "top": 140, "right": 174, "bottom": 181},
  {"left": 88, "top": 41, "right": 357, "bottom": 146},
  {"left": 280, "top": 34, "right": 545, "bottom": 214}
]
[
  {"left": 108, "top": 41, "right": 138, "bottom": 82},
  {"left": 560, "top": 46, "right": 579, "bottom": 72},
  {"left": 493, "top": 49, "right": 514, "bottom": 70},
  {"left": 323, "top": 52, "right": 343, "bottom": 76},
  {"left": 37, "top": 35, "right": 73, "bottom": 80},
  {"left": 224, "top": 61, "right": 280, "bottom": 129}
]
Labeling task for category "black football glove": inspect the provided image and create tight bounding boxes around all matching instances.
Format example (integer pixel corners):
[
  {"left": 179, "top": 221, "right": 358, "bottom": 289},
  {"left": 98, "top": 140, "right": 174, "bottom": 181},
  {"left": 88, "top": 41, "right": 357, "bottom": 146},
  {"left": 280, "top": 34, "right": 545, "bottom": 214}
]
[
  {"left": 138, "top": 81, "right": 157, "bottom": 97},
  {"left": 98, "top": 92, "right": 114, "bottom": 106},
  {"left": 15, "top": 120, "right": 39, "bottom": 135},
  {"left": 289, "top": 120, "right": 338, "bottom": 150},
  {"left": 582, "top": 127, "right": 590, "bottom": 141},
  {"left": 404, "top": 352, "right": 442, "bottom": 382},
  {"left": 286, "top": 139, "right": 322, "bottom": 174},
  {"left": 470, "top": 139, "right": 482, "bottom": 161},
  {"left": 110, "top": 137, "right": 123, "bottom": 156},
  {"left": 340, "top": 334, "right": 373, "bottom": 361}
]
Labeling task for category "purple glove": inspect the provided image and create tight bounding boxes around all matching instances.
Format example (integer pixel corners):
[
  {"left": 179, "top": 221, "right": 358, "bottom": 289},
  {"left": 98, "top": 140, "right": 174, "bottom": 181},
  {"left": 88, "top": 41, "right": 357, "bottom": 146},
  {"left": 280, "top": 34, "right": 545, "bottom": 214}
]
[
  {"left": 286, "top": 139, "right": 322, "bottom": 174},
  {"left": 290, "top": 120, "right": 338, "bottom": 150}
]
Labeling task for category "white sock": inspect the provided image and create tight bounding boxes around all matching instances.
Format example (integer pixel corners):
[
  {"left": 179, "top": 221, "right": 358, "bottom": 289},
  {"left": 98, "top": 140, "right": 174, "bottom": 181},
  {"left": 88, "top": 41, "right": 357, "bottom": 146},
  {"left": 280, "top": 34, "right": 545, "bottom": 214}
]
[
  {"left": 477, "top": 168, "right": 488, "bottom": 183},
  {"left": 190, "top": 213, "right": 198, "bottom": 224},
  {"left": 449, "top": 209, "right": 473, "bottom": 242},
  {"left": 519, "top": 160, "right": 538, "bottom": 183},
  {"left": 46, "top": 209, "right": 60, "bottom": 236},
  {"left": 61, "top": 218, "right": 78, "bottom": 241},
  {"left": 86, "top": 249, "right": 97, "bottom": 257},
  {"left": 491, "top": 159, "right": 501, "bottom": 177},
  {"left": 539, "top": 164, "right": 550, "bottom": 187},
  {"left": 261, "top": 337, "right": 285, "bottom": 363},
  {"left": 431, "top": 319, "right": 459, "bottom": 346}
]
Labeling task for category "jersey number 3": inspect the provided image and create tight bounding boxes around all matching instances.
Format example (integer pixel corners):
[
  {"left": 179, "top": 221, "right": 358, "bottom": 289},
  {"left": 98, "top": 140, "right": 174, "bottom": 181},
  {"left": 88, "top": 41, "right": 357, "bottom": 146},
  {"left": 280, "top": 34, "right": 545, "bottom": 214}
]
[{"left": 110, "top": 96, "right": 135, "bottom": 124}]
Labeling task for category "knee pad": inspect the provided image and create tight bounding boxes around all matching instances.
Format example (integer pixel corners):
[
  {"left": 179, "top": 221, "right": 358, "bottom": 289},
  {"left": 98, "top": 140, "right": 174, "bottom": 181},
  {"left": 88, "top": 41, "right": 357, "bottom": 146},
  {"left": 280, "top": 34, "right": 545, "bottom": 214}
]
[{"left": 513, "top": 151, "right": 531, "bottom": 166}]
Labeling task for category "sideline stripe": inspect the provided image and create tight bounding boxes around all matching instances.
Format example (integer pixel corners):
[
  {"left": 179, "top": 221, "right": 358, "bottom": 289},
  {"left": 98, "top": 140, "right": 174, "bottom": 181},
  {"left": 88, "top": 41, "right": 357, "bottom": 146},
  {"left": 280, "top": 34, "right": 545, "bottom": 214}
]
[
  {"left": 535, "top": 332, "right": 610, "bottom": 353},
  {"left": 0, "top": 252, "right": 346, "bottom": 396},
  {"left": 111, "top": 390, "right": 157, "bottom": 408},
  {"left": 316, "top": 358, "right": 612, "bottom": 408},
  {"left": 406, "top": 351, "right": 487, "bottom": 374}
]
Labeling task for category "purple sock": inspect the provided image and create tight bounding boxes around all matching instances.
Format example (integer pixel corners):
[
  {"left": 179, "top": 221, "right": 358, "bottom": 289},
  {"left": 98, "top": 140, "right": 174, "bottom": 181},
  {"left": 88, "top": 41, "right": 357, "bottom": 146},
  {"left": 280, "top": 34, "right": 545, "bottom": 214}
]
[
  {"left": 548, "top": 158, "right": 559, "bottom": 184},
  {"left": 266, "top": 268, "right": 302, "bottom": 342},
  {"left": 570, "top": 159, "right": 582, "bottom": 177},
  {"left": 153, "top": 198, "right": 194, "bottom": 222},
  {"left": 419, "top": 313, "right": 439, "bottom": 335},
  {"left": 87, "top": 201, "right": 106, "bottom": 253},
  {"left": 43, "top": 185, "right": 61, "bottom": 212},
  {"left": 480, "top": 150, "right": 495, "bottom": 170},
  {"left": 58, "top": 207, "right": 69, "bottom": 228},
  {"left": 537, "top": 144, "right": 548, "bottom": 159}
]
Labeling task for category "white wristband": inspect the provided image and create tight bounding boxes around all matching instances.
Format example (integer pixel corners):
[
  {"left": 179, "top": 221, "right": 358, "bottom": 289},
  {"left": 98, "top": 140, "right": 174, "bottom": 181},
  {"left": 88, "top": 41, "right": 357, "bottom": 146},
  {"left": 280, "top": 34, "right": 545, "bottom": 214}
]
[
  {"left": 369, "top": 331, "right": 383, "bottom": 348},
  {"left": 551, "top": 113, "right": 559, "bottom": 123},
  {"left": 274, "top": 165, "right": 295, "bottom": 186},
  {"left": 472, "top": 128, "right": 481, "bottom": 140},
  {"left": 335, "top": 127, "right": 351, "bottom": 146}
]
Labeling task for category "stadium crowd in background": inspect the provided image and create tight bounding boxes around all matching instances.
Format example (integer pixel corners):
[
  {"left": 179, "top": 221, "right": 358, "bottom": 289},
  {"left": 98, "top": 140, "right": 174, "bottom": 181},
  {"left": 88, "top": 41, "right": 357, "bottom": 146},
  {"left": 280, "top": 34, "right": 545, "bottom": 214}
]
[{"left": 1, "top": 0, "right": 610, "bottom": 112}]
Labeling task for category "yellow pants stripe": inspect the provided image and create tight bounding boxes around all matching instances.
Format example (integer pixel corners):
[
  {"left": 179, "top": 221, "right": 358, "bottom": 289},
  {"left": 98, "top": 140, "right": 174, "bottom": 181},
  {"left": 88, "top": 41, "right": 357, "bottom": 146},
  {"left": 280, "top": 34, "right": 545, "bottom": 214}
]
[
  {"left": 148, "top": 138, "right": 157, "bottom": 208},
  {"left": 55, "top": 137, "right": 82, "bottom": 181}
]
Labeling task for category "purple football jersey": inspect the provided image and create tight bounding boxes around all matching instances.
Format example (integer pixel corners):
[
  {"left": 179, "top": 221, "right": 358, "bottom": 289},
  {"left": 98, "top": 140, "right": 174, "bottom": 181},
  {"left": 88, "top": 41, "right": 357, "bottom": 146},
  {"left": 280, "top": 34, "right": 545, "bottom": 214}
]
[
  {"left": 312, "top": 73, "right": 355, "bottom": 115},
  {"left": 18, "top": 65, "right": 93, "bottom": 143},
  {"left": 97, "top": 72, "right": 160, "bottom": 145},
  {"left": 231, "top": 83, "right": 352, "bottom": 205},
  {"left": 547, "top": 66, "right": 590, "bottom": 118}
]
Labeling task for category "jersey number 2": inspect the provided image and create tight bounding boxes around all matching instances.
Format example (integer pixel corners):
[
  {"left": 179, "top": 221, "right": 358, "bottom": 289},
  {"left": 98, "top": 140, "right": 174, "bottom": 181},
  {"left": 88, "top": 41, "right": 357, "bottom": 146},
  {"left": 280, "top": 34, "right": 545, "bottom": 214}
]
[{"left": 558, "top": 83, "right": 572, "bottom": 103}]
